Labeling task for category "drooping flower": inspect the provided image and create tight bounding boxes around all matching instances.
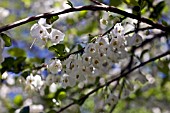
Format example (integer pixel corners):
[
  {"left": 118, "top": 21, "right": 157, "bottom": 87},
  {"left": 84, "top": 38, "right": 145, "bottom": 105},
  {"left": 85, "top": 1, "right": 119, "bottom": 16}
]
[
  {"left": 126, "top": 33, "right": 143, "bottom": 46},
  {"left": 113, "top": 23, "right": 124, "bottom": 38},
  {"left": 61, "top": 74, "right": 76, "bottom": 88},
  {"left": 47, "top": 59, "right": 62, "bottom": 74},
  {"left": 49, "top": 29, "right": 65, "bottom": 45},
  {"left": 30, "top": 23, "right": 50, "bottom": 42}
]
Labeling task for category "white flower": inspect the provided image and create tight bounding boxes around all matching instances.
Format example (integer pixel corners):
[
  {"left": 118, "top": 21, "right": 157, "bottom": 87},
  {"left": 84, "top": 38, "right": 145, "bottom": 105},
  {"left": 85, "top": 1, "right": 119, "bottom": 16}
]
[
  {"left": 47, "top": 59, "right": 62, "bottom": 74},
  {"left": 106, "top": 48, "right": 119, "bottom": 63},
  {"left": 30, "top": 104, "right": 44, "bottom": 113},
  {"left": 32, "top": 75, "right": 44, "bottom": 89},
  {"left": 0, "top": 7, "right": 9, "bottom": 21},
  {"left": 46, "top": 74, "right": 57, "bottom": 86},
  {"left": 38, "top": 18, "right": 51, "bottom": 29},
  {"left": 109, "top": 38, "right": 121, "bottom": 50},
  {"left": 49, "top": 29, "right": 65, "bottom": 45},
  {"left": 126, "top": 33, "right": 143, "bottom": 46},
  {"left": 91, "top": 57, "right": 101, "bottom": 69},
  {"left": 1, "top": 71, "right": 8, "bottom": 79},
  {"left": 100, "top": 18, "right": 108, "bottom": 29},
  {"left": 61, "top": 74, "right": 76, "bottom": 88},
  {"left": 95, "top": 36, "right": 109, "bottom": 48},
  {"left": 30, "top": 23, "right": 49, "bottom": 42},
  {"left": 82, "top": 53, "right": 91, "bottom": 66},
  {"left": 84, "top": 43, "right": 99, "bottom": 57},
  {"left": 113, "top": 23, "right": 124, "bottom": 38},
  {"left": 70, "top": 70, "right": 86, "bottom": 82},
  {"left": 26, "top": 74, "right": 35, "bottom": 85},
  {"left": 105, "top": 94, "right": 118, "bottom": 106}
]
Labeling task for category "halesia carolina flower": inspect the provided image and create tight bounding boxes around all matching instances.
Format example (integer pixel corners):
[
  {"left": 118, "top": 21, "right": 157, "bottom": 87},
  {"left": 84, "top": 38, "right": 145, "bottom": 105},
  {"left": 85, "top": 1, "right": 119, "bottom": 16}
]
[{"left": 49, "top": 29, "right": 65, "bottom": 45}]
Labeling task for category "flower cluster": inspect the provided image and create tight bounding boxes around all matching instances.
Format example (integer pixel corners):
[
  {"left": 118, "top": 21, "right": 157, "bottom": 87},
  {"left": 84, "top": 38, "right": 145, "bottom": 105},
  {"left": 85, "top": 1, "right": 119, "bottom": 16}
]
[
  {"left": 29, "top": 19, "right": 143, "bottom": 91},
  {"left": 30, "top": 18, "right": 65, "bottom": 47},
  {"left": 46, "top": 23, "right": 143, "bottom": 88}
]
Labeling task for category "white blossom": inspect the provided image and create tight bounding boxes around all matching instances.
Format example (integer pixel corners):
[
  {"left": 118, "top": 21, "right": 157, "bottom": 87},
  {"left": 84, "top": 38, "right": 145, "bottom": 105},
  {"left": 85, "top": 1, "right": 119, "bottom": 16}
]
[
  {"left": 100, "top": 18, "right": 108, "bottom": 29},
  {"left": 61, "top": 74, "right": 76, "bottom": 88},
  {"left": 47, "top": 59, "right": 62, "bottom": 74},
  {"left": 126, "top": 33, "right": 143, "bottom": 46},
  {"left": 49, "top": 29, "right": 65, "bottom": 45},
  {"left": 30, "top": 23, "right": 49, "bottom": 42},
  {"left": 113, "top": 23, "right": 124, "bottom": 38}
]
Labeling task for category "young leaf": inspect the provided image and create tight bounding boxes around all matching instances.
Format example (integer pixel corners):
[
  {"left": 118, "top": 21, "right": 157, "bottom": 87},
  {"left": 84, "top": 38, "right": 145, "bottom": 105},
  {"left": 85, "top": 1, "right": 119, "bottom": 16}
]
[
  {"left": 8, "top": 48, "right": 26, "bottom": 57},
  {"left": 0, "top": 33, "right": 12, "bottom": 47},
  {"left": 46, "top": 15, "right": 59, "bottom": 24},
  {"left": 66, "top": 0, "right": 74, "bottom": 8},
  {"left": 48, "top": 44, "right": 66, "bottom": 57}
]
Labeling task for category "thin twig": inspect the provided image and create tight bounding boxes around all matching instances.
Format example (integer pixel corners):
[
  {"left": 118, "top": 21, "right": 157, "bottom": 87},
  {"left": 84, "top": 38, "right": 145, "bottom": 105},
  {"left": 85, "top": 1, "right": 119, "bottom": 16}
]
[
  {"left": 56, "top": 50, "right": 170, "bottom": 113},
  {"left": 0, "top": 5, "right": 169, "bottom": 33}
]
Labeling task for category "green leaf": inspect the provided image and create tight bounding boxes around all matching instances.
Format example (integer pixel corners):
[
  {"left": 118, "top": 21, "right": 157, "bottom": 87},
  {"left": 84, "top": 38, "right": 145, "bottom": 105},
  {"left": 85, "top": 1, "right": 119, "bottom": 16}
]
[
  {"left": 48, "top": 44, "right": 66, "bottom": 57},
  {"left": 110, "top": 0, "right": 123, "bottom": 6},
  {"left": 150, "top": 1, "right": 165, "bottom": 19},
  {"left": 46, "top": 15, "right": 59, "bottom": 24},
  {"left": 132, "top": 6, "right": 141, "bottom": 15},
  {"left": 123, "top": 0, "right": 139, "bottom": 6},
  {"left": 58, "top": 91, "right": 67, "bottom": 100},
  {"left": 66, "top": 0, "right": 73, "bottom": 8},
  {"left": 0, "top": 33, "right": 12, "bottom": 47},
  {"left": 19, "top": 106, "right": 29, "bottom": 113},
  {"left": 14, "top": 95, "right": 23, "bottom": 106},
  {"left": 8, "top": 48, "right": 26, "bottom": 57}
]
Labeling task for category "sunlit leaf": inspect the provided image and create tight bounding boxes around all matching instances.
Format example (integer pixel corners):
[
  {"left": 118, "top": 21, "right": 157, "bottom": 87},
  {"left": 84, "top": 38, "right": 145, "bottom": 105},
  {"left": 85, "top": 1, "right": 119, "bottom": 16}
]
[
  {"left": 46, "top": 15, "right": 59, "bottom": 24},
  {"left": 58, "top": 91, "right": 67, "bottom": 100},
  {"left": 14, "top": 95, "right": 23, "bottom": 106},
  {"left": 0, "top": 33, "right": 12, "bottom": 47},
  {"left": 110, "top": 0, "right": 123, "bottom": 6},
  {"left": 8, "top": 48, "right": 26, "bottom": 57},
  {"left": 48, "top": 44, "right": 66, "bottom": 57}
]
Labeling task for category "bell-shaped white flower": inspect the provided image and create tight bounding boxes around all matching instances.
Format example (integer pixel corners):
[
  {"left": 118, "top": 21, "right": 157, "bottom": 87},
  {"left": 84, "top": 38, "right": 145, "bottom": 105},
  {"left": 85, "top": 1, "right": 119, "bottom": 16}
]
[
  {"left": 32, "top": 75, "right": 44, "bottom": 89},
  {"left": 47, "top": 59, "right": 62, "bottom": 74},
  {"left": 61, "top": 74, "right": 76, "bottom": 88},
  {"left": 84, "top": 43, "right": 99, "bottom": 57},
  {"left": 70, "top": 70, "right": 86, "bottom": 82},
  {"left": 26, "top": 74, "right": 35, "bottom": 85},
  {"left": 95, "top": 36, "right": 109, "bottom": 47},
  {"left": 100, "top": 18, "right": 108, "bottom": 29},
  {"left": 82, "top": 53, "right": 91, "bottom": 66},
  {"left": 106, "top": 47, "right": 119, "bottom": 63},
  {"left": 38, "top": 18, "right": 52, "bottom": 29},
  {"left": 126, "top": 33, "right": 143, "bottom": 46},
  {"left": 49, "top": 29, "right": 65, "bottom": 45},
  {"left": 46, "top": 74, "right": 57, "bottom": 86},
  {"left": 113, "top": 23, "right": 124, "bottom": 38},
  {"left": 91, "top": 57, "right": 101, "bottom": 68},
  {"left": 105, "top": 94, "right": 118, "bottom": 106},
  {"left": 30, "top": 23, "right": 49, "bottom": 41},
  {"left": 109, "top": 38, "right": 122, "bottom": 50}
]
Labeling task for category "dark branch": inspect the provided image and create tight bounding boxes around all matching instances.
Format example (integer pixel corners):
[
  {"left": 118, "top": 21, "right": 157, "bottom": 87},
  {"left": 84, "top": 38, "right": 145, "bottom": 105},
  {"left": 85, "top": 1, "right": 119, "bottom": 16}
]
[
  {"left": 56, "top": 50, "right": 170, "bottom": 113},
  {"left": 0, "top": 5, "right": 169, "bottom": 33}
]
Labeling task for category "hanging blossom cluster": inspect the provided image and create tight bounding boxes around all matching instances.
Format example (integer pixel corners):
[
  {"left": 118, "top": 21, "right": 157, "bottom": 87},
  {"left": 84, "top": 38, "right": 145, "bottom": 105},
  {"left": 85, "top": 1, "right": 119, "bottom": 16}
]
[{"left": 26, "top": 18, "right": 143, "bottom": 94}]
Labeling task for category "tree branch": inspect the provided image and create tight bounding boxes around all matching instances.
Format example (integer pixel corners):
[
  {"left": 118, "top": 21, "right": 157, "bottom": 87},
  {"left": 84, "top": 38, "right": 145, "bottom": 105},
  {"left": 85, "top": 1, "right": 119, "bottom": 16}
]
[
  {"left": 56, "top": 50, "right": 170, "bottom": 113},
  {"left": 0, "top": 5, "right": 169, "bottom": 33}
]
